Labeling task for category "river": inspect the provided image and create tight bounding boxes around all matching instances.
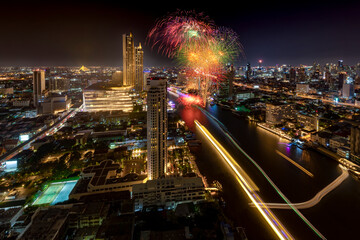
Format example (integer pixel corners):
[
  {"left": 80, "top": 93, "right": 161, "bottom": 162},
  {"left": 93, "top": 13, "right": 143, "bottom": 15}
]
[{"left": 172, "top": 95, "right": 360, "bottom": 240}]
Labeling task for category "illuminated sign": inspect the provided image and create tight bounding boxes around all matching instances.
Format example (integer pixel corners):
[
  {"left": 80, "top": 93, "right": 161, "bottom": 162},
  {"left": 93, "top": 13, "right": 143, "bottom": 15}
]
[{"left": 19, "top": 134, "right": 30, "bottom": 142}]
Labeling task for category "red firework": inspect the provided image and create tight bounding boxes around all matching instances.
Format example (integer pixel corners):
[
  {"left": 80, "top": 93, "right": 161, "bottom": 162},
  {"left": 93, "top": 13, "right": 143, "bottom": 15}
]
[{"left": 178, "top": 94, "right": 204, "bottom": 107}]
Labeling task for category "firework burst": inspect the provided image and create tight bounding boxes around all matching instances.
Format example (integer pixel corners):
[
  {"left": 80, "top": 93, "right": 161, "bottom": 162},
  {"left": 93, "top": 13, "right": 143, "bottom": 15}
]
[
  {"left": 147, "top": 9, "right": 215, "bottom": 58},
  {"left": 147, "top": 10, "right": 244, "bottom": 105}
]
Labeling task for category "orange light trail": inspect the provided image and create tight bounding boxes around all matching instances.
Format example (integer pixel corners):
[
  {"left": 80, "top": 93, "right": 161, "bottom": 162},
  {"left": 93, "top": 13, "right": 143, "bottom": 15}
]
[{"left": 195, "top": 120, "right": 294, "bottom": 240}]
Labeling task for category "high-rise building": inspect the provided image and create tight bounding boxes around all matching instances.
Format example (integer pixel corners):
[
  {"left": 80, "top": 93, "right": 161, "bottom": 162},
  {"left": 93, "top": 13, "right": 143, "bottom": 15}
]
[
  {"left": 146, "top": 78, "right": 167, "bottom": 180},
  {"left": 33, "top": 70, "right": 45, "bottom": 107},
  {"left": 297, "top": 66, "right": 306, "bottom": 82},
  {"left": 338, "top": 72, "right": 347, "bottom": 90},
  {"left": 123, "top": 33, "right": 144, "bottom": 91},
  {"left": 350, "top": 126, "right": 360, "bottom": 165},
  {"left": 289, "top": 68, "right": 296, "bottom": 82},
  {"left": 342, "top": 83, "right": 354, "bottom": 98},
  {"left": 135, "top": 43, "right": 144, "bottom": 91},
  {"left": 338, "top": 59, "right": 344, "bottom": 70},
  {"left": 123, "top": 33, "right": 135, "bottom": 86},
  {"left": 49, "top": 77, "right": 70, "bottom": 92},
  {"left": 219, "top": 64, "right": 234, "bottom": 98},
  {"left": 245, "top": 62, "right": 251, "bottom": 80}
]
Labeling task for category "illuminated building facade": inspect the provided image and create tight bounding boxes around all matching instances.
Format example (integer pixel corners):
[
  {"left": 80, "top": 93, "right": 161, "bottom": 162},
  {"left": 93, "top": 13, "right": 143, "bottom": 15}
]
[
  {"left": 122, "top": 33, "right": 135, "bottom": 86},
  {"left": 49, "top": 77, "right": 70, "bottom": 92},
  {"left": 123, "top": 33, "right": 144, "bottom": 91},
  {"left": 266, "top": 102, "right": 295, "bottom": 125},
  {"left": 146, "top": 78, "right": 167, "bottom": 180},
  {"left": 33, "top": 70, "right": 45, "bottom": 107},
  {"left": 135, "top": 43, "right": 144, "bottom": 91},
  {"left": 83, "top": 83, "right": 133, "bottom": 112}
]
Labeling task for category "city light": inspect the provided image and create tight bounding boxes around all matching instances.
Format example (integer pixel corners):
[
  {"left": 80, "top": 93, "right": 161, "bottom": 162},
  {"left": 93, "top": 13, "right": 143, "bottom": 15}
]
[{"left": 1, "top": 3, "right": 360, "bottom": 239}]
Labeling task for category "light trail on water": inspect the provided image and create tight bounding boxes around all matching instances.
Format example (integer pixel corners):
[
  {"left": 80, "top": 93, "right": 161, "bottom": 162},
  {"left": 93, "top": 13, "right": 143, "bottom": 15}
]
[
  {"left": 195, "top": 106, "right": 326, "bottom": 239},
  {"left": 253, "top": 166, "right": 348, "bottom": 209},
  {"left": 276, "top": 150, "right": 314, "bottom": 178},
  {"left": 195, "top": 120, "right": 294, "bottom": 240}
]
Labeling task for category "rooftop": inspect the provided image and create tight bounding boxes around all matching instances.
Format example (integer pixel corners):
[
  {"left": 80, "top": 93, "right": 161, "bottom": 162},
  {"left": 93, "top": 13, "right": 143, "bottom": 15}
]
[{"left": 84, "top": 82, "right": 133, "bottom": 91}]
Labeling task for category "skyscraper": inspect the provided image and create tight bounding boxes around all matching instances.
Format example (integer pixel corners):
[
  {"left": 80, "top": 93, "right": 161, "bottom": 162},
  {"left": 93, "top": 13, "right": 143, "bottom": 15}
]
[
  {"left": 123, "top": 33, "right": 144, "bottom": 91},
  {"left": 146, "top": 78, "right": 167, "bottom": 180},
  {"left": 135, "top": 43, "right": 144, "bottom": 91},
  {"left": 338, "top": 72, "right": 347, "bottom": 90},
  {"left": 338, "top": 59, "right": 344, "bottom": 70},
  {"left": 33, "top": 70, "right": 45, "bottom": 107},
  {"left": 123, "top": 33, "right": 135, "bottom": 86},
  {"left": 289, "top": 68, "right": 296, "bottom": 82},
  {"left": 219, "top": 64, "right": 234, "bottom": 99},
  {"left": 245, "top": 62, "right": 251, "bottom": 80}
]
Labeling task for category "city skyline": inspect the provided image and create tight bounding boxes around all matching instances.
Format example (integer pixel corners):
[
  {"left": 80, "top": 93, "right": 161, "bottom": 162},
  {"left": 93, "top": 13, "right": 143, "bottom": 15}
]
[
  {"left": 1, "top": 1, "right": 360, "bottom": 66},
  {"left": 1, "top": 3, "right": 360, "bottom": 239}
]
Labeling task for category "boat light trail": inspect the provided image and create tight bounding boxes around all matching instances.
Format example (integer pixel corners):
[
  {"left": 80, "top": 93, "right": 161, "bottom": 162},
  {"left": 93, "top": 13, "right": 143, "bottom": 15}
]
[
  {"left": 195, "top": 106, "right": 326, "bottom": 239},
  {"left": 276, "top": 150, "right": 314, "bottom": 178},
  {"left": 195, "top": 120, "right": 293, "bottom": 240},
  {"left": 253, "top": 165, "right": 348, "bottom": 209}
]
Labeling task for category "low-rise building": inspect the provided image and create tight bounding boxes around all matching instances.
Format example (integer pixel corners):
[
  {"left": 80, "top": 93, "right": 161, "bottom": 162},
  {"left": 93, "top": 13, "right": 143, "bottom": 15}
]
[
  {"left": 70, "top": 160, "right": 147, "bottom": 200},
  {"left": 296, "top": 83, "right": 310, "bottom": 94},
  {"left": 297, "top": 113, "right": 319, "bottom": 131},
  {"left": 39, "top": 94, "right": 71, "bottom": 114},
  {"left": 329, "top": 136, "right": 349, "bottom": 151},
  {"left": 337, "top": 146, "right": 350, "bottom": 159},
  {"left": 132, "top": 176, "right": 206, "bottom": 211}
]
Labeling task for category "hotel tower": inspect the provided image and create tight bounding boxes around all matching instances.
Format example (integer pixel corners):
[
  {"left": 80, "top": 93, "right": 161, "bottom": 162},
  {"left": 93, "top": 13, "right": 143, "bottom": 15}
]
[{"left": 146, "top": 78, "right": 167, "bottom": 180}]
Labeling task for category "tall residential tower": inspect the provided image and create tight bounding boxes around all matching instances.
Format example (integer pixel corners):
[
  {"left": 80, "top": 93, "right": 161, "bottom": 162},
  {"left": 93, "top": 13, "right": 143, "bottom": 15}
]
[
  {"left": 123, "top": 33, "right": 135, "bottom": 86},
  {"left": 135, "top": 43, "right": 144, "bottom": 91},
  {"left": 146, "top": 78, "right": 167, "bottom": 180},
  {"left": 33, "top": 70, "right": 45, "bottom": 108},
  {"left": 122, "top": 33, "right": 144, "bottom": 91}
]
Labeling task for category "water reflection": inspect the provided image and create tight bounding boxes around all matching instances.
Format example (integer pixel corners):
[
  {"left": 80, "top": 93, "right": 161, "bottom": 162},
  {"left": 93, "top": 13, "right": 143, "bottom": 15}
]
[{"left": 171, "top": 95, "right": 360, "bottom": 239}]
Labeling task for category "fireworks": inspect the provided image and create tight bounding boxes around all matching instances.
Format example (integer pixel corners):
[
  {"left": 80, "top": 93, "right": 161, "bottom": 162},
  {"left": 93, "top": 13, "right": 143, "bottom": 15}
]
[
  {"left": 178, "top": 94, "right": 204, "bottom": 107},
  {"left": 147, "top": 10, "right": 215, "bottom": 58},
  {"left": 147, "top": 10, "right": 243, "bottom": 106}
]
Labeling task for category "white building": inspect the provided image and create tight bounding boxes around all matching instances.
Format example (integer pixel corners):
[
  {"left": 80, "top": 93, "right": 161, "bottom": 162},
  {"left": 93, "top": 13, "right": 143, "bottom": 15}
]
[
  {"left": 83, "top": 83, "right": 133, "bottom": 112},
  {"left": 146, "top": 78, "right": 167, "bottom": 180},
  {"left": 132, "top": 176, "right": 205, "bottom": 211}
]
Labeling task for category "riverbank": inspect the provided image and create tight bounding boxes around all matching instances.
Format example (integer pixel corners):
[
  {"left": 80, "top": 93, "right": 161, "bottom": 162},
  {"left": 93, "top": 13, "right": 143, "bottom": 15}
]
[{"left": 256, "top": 122, "right": 293, "bottom": 141}]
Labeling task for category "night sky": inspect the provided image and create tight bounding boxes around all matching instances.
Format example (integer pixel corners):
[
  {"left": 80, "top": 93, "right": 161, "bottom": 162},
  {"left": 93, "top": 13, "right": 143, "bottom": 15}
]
[{"left": 1, "top": 1, "right": 360, "bottom": 67}]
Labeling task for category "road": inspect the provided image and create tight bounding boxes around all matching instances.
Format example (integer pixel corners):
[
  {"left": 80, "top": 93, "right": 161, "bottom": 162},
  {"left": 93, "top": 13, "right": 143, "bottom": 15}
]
[
  {"left": 0, "top": 106, "right": 82, "bottom": 164},
  {"left": 233, "top": 82, "right": 360, "bottom": 108}
]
